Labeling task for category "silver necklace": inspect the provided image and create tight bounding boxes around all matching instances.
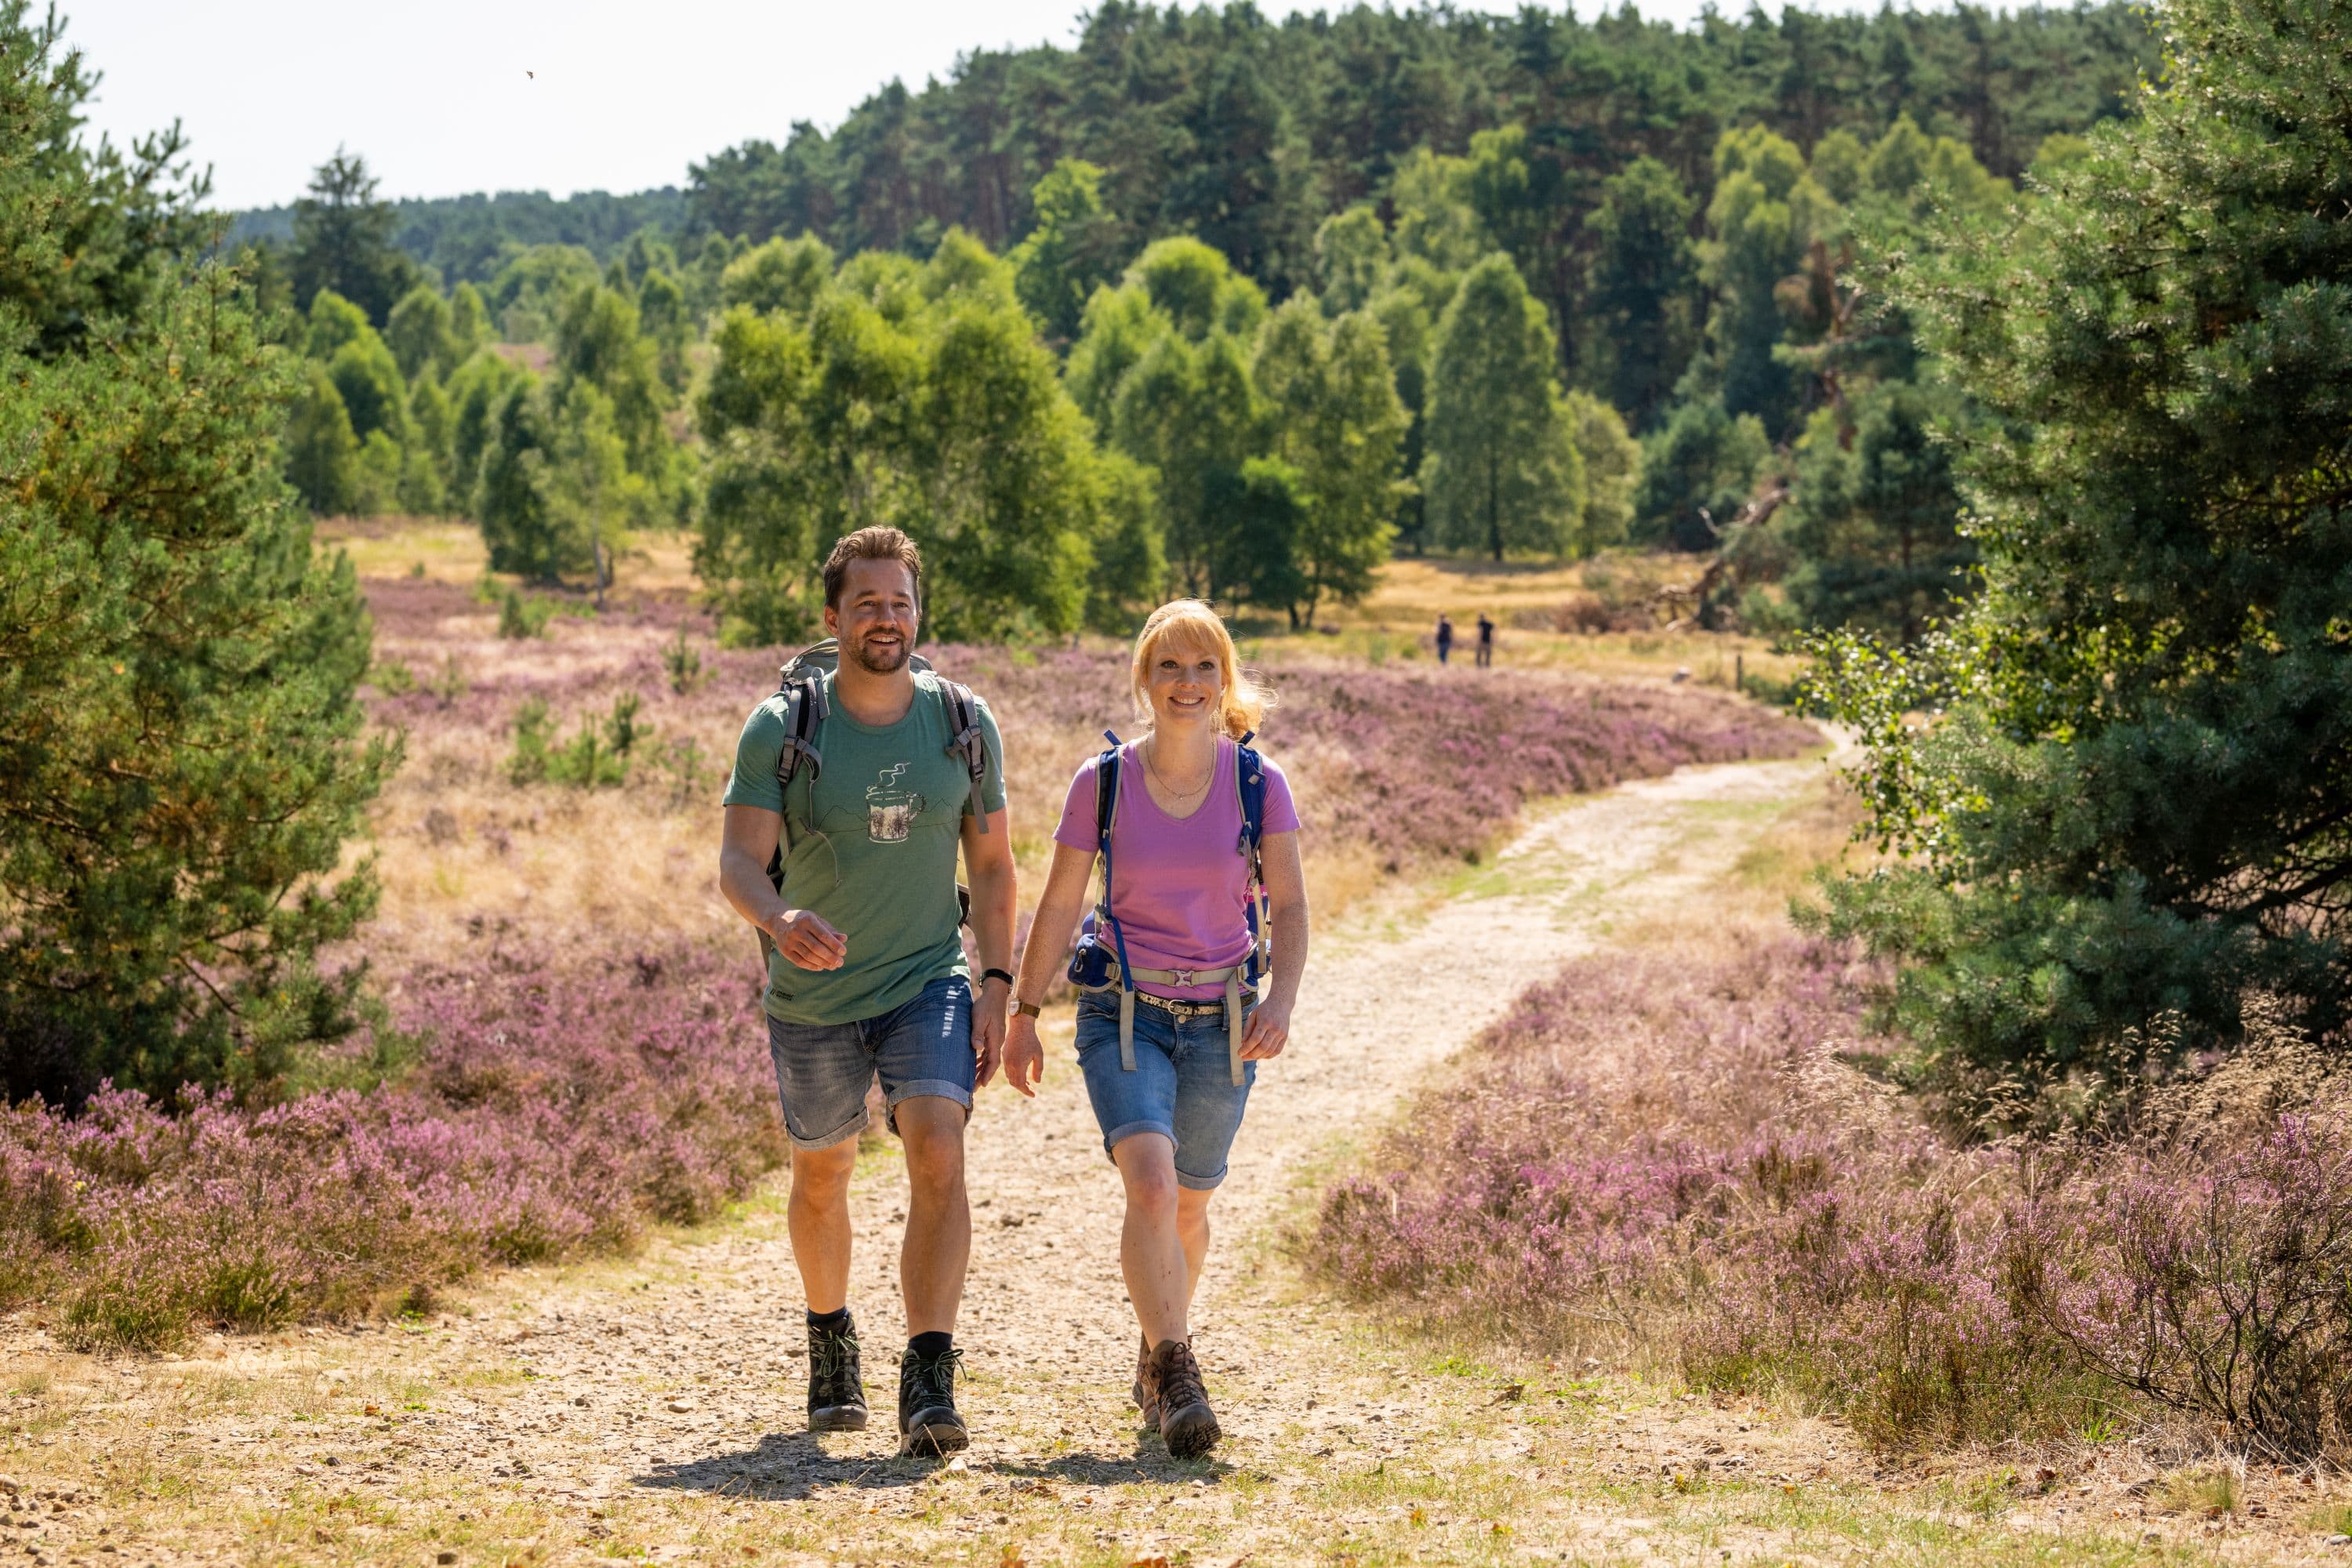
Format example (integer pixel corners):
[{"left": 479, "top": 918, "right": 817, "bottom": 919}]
[{"left": 1142, "top": 735, "right": 1214, "bottom": 804}]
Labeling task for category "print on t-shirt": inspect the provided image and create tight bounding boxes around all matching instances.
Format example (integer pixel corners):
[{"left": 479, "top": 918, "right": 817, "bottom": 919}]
[{"left": 866, "top": 761, "right": 924, "bottom": 844}]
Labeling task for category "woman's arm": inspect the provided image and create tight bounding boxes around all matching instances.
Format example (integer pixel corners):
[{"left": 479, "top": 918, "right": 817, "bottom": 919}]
[
  {"left": 1240, "top": 829, "right": 1307, "bottom": 1059},
  {"left": 1002, "top": 840, "right": 1100, "bottom": 1098}
]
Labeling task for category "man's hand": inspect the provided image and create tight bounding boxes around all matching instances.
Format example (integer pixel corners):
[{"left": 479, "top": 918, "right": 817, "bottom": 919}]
[
  {"left": 1239, "top": 996, "right": 1291, "bottom": 1061},
  {"left": 973, "top": 976, "right": 1009, "bottom": 1088},
  {"left": 1003, "top": 1013, "right": 1045, "bottom": 1098},
  {"left": 769, "top": 909, "right": 847, "bottom": 971}
]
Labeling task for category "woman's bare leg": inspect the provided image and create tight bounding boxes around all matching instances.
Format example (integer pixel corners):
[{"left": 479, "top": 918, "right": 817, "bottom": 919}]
[
  {"left": 1176, "top": 1185, "right": 1213, "bottom": 1316},
  {"left": 1112, "top": 1134, "right": 1189, "bottom": 1345}
]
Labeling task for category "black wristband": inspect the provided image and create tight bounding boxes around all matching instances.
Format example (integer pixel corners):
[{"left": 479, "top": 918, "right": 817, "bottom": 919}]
[{"left": 980, "top": 967, "right": 1015, "bottom": 989}]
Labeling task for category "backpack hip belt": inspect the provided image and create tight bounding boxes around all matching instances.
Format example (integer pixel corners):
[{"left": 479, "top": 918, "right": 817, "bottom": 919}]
[{"left": 1096, "top": 960, "right": 1253, "bottom": 1081}]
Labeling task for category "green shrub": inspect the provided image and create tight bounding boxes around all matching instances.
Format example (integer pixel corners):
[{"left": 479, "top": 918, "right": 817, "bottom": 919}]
[{"left": 497, "top": 586, "right": 554, "bottom": 639}]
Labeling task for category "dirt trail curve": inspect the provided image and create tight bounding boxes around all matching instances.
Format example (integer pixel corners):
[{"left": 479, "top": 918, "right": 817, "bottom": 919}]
[{"left": 7, "top": 750, "right": 1918, "bottom": 1568}]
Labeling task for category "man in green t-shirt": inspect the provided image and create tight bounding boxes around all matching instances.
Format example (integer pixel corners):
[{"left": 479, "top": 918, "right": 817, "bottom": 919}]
[{"left": 717, "top": 527, "right": 1015, "bottom": 1457}]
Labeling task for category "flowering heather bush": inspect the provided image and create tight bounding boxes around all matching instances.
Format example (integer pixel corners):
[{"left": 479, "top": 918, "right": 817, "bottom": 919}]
[
  {"left": 1309, "top": 940, "right": 2352, "bottom": 1458},
  {"left": 0, "top": 941, "right": 784, "bottom": 1349}
]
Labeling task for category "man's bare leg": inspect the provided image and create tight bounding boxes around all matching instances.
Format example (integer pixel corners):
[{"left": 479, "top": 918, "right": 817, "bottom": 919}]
[
  {"left": 788, "top": 1138, "right": 858, "bottom": 1313},
  {"left": 895, "top": 1096, "right": 970, "bottom": 1335}
]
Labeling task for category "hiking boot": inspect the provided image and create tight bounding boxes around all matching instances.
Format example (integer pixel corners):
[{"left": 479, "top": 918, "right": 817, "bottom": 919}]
[
  {"left": 805, "top": 1314, "right": 868, "bottom": 1432},
  {"left": 898, "top": 1344, "right": 969, "bottom": 1456},
  {"left": 1131, "top": 1331, "right": 1159, "bottom": 1426},
  {"left": 1149, "top": 1338, "right": 1220, "bottom": 1460}
]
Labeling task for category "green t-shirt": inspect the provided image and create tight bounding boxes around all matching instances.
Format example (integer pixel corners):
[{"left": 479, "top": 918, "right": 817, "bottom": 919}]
[{"left": 724, "top": 670, "right": 1007, "bottom": 1025}]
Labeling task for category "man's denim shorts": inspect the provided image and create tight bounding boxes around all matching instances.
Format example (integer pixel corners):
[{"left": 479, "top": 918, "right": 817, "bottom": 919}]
[
  {"left": 764, "top": 975, "right": 975, "bottom": 1151},
  {"left": 1073, "top": 990, "right": 1256, "bottom": 1190}
]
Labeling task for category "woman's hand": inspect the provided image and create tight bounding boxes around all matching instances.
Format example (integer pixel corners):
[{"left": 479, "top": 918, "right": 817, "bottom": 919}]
[
  {"left": 1004, "top": 1012, "right": 1046, "bottom": 1098},
  {"left": 1240, "top": 996, "right": 1291, "bottom": 1060}
]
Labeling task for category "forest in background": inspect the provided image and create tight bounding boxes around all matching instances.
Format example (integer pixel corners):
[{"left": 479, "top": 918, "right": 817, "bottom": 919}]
[{"left": 229, "top": 0, "right": 2154, "bottom": 648}]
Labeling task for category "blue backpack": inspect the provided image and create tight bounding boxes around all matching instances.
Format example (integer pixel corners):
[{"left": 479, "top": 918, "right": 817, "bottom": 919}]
[{"left": 1065, "top": 730, "right": 1269, "bottom": 1085}]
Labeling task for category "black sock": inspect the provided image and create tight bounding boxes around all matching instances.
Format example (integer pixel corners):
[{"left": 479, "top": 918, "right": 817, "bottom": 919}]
[
  {"left": 908, "top": 1330, "right": 953, "bottom": 1361},
  {"left": 806, "top": 1306, "right": 849, "bottom": 1331}
]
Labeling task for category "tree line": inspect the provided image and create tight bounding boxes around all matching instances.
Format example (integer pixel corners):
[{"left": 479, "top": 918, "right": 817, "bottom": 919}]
[{"left": 254, "top": 99, "right": 2042, "bottom": 644}]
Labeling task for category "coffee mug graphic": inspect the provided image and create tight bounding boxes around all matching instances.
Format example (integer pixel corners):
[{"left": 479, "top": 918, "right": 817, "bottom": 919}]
[{"left": 866, "top": 762, "right": 925, "bottom": 844}]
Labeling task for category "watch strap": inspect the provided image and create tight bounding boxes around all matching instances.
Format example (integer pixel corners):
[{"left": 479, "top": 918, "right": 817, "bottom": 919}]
[
  {"left": 981, "top": 967, "right": 1016, "bottom": 989},
  {"left": 1013, "top": 1000, "right": 1044, "bottom": 1018}
]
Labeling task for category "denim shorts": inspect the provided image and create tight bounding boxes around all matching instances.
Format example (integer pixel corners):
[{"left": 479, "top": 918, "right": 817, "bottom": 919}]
[
  {"left": 764, "top": 975, "right": 975, "bottom": 1151},
  {"left": 1073, "top": 990, "right": 1257, "bottom": 1190}
]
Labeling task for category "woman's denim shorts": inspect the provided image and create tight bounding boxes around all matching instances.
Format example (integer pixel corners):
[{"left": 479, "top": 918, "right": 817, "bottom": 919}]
[{"left": 1073, "top": 989, "right": 1256, "bottom": 1190}]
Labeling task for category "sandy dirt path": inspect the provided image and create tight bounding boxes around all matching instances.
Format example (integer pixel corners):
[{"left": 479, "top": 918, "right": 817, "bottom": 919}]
[{"left": 19, "top": 746, "right": 2297, "bottom": 1566}]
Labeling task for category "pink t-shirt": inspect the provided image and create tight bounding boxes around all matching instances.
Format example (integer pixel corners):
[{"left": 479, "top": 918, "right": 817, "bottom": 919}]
[{"left": 1053, "top": 737, "right": 1301, "bottom": 1000}]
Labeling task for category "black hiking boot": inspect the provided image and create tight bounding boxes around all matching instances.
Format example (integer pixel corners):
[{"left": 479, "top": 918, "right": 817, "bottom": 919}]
[
  {"left": 898, "top": 1343, "right": 969, "bottom": 1456},
  {"left": 1148, "top": 1338, "right": 1220, "bottom": 1460},
  {"left": 805, "top": 1313, "right": 868, "bottom": 1432},
  {"left": 1131, "top": 1331, "right": 1159, "bottom": 1426}
]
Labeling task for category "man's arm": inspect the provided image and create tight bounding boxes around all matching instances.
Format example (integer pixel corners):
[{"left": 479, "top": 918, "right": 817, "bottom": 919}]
[
  {"left": 720, "top": 804, "right": 846, "bottom": 970},
  {"left": 960, "top": 804, "right": 1016, "bottom": 1085}
]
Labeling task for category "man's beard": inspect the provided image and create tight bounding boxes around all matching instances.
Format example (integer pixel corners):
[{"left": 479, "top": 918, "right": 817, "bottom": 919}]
[{"left": 849, "top": 632, "right": 911, "bottom": 673}]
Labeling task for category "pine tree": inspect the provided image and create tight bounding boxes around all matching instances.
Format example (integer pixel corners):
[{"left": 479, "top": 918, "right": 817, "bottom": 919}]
[
  {"left": 1809, "top": 0, "right": 2352, "bottom": 1098},
  {"left": 1697, "top": 127, "right": 1838, "bottom": 437},
  {"left": 283, "top": 365, "right": 361, "bottom": 516},
  {"left": 1, "top": 13, "right": 393, "bottom": 1102},
  {"left": 1422, "top": 255, "right": 1584, "bottom": 561},
  {"left": 289, "top": 148, "right": 417, "bottom": 324},
  {"left": 1584, "top": 158, "right": 1700, "bottom": 431}
]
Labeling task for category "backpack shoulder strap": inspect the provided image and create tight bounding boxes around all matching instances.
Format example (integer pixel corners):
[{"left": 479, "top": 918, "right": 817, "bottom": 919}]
[
  {"left": 1234, "top": 733, "right": 1267, "bottom": 852},
  {"left": 1232, "top": 732, "right": 1271, "bottom": 985},
  {"left": 933, "top": 677, "right": 991, "bottom": 833},
  {"left": 1090, "top": 730, "right": 1134, "bottom": 985},
  {"left": 1094, "top": 730, "right": 1123, "bottom": 850},
  {"left": 771, "top": 667, "right": 830, "bottom": 851}
]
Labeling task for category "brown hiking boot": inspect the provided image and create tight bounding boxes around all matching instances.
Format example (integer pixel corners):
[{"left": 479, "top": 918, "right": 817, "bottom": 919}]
[
  {"left": 1131, "top": 1332, "right": 1159, "bottom": 1426},
  {"left": 1149, "top": 1338, "right": 1220, "bottom": 1459}
]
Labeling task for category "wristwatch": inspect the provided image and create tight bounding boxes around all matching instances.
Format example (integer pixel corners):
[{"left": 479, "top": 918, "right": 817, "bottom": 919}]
[
  {"left": 1013, "top": 1000, "right": 1043, "bottom": 1018},
  {"left": 981, "top": 967, "right": 1016, "bottom": 989}
]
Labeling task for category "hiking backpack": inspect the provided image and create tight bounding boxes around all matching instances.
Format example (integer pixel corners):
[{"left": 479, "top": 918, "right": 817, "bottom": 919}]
[
  {"left": 753, "top": 637, "right": 990, "bottom": 969},
  {"left": 1065, "top": 730, "right": 1271, "bottom": 1085}
]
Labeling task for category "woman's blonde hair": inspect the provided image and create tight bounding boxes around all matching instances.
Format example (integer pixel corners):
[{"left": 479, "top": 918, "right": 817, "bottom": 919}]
[{"left": 1130, "top": 599, "right": 1273, "bottom": 740}]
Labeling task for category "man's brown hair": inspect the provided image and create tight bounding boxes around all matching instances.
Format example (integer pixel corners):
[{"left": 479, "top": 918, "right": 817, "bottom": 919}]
[{"left": 822, "top": 527, "right": 924, "bottom": 611}]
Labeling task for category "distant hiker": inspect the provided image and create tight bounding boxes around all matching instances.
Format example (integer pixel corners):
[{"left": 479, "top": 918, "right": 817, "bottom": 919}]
[
  {"left": 1435, "top": 612, "right": 1455, "bottom": 664},
  {"left": 1476, "top": 612, "right": 1495, "bottom": 668},
  {"left": 717, "top": 526, "right": 1016, "bottom": 1457},
  {"left": 1003, "top": 600, "right": 1309, "bottom": 1460}
]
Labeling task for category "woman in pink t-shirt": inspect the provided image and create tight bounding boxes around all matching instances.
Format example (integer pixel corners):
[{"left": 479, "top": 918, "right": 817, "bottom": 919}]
[{"left": 1004, "top": 600, "right": 1308, "bottom": 1460}]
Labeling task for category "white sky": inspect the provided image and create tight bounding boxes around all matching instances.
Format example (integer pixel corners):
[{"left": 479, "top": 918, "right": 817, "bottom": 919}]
[{"left": 71, "top": 0, "right": 1797, "bottom": 212}]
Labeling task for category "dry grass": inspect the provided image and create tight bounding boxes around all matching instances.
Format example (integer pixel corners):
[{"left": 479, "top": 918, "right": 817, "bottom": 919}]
[
  {"left": 318, "top": 518, "right": 699, "bottom": 593},
  {"left": 1240, "top": 550, "right": 1808, "bottom": 691}
]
